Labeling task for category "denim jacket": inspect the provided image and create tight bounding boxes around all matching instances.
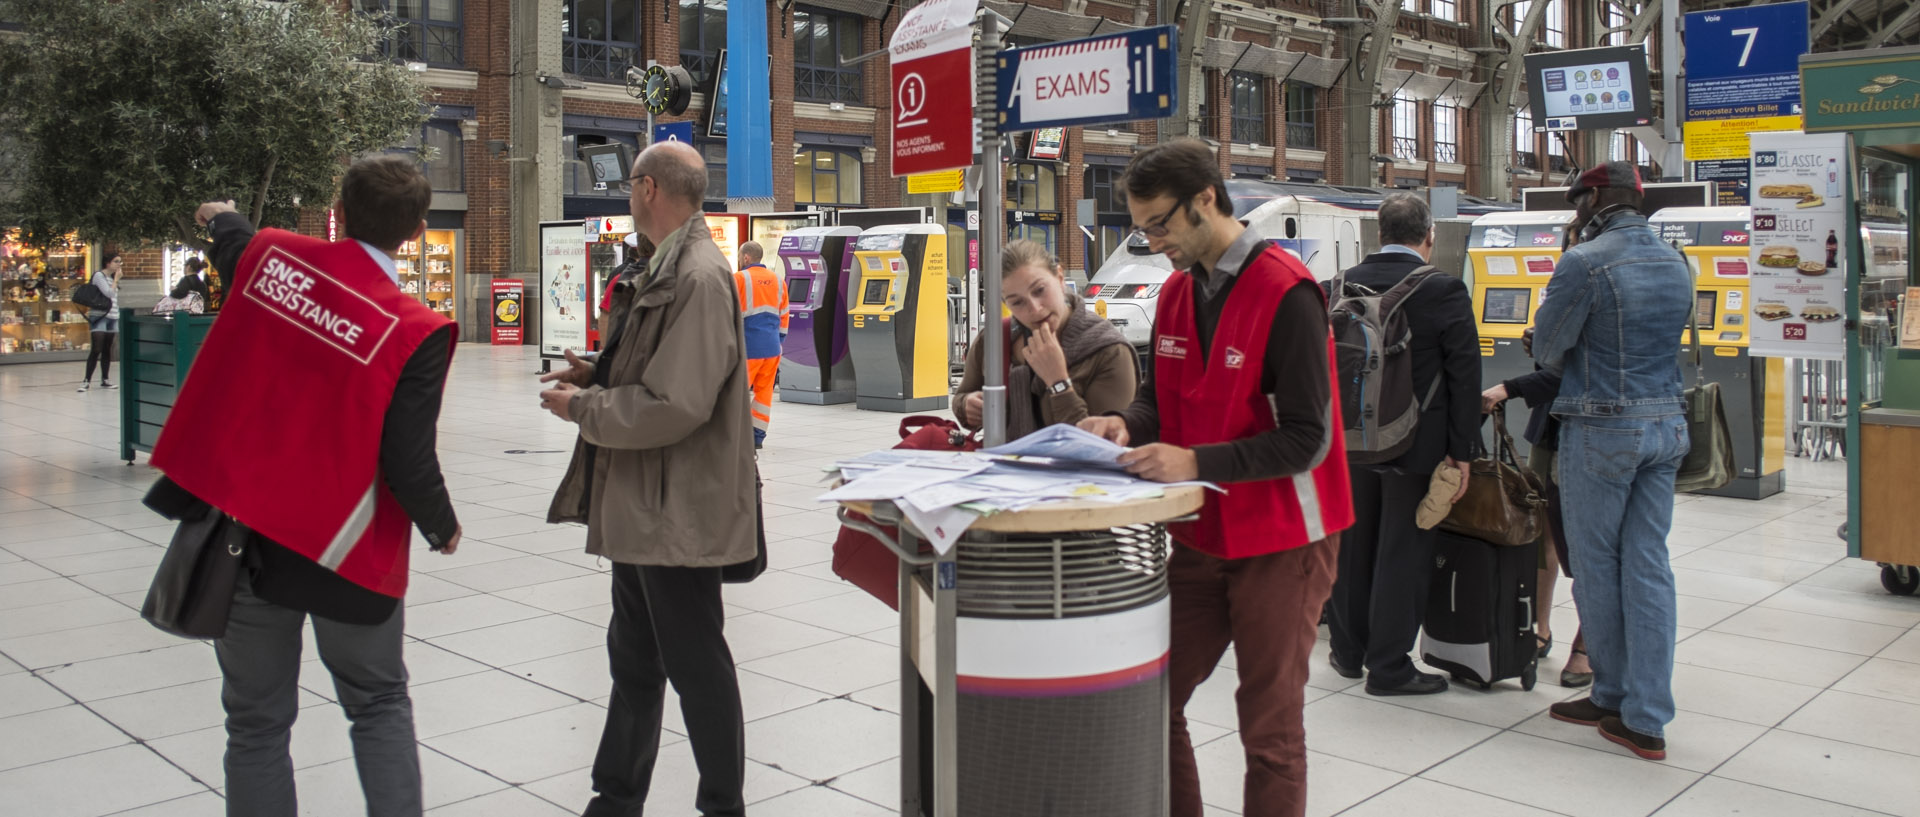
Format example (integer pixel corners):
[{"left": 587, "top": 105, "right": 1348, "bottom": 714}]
[{"left": 1534, "top": 211, "right": 1693, "bottom": 419}]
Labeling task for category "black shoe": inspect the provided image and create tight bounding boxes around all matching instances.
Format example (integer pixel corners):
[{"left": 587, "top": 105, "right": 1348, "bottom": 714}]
[
  {"left": 1598, "top": 716, "right": 1667, "bottom": 761},
  {"left": 1365, "top": 670, "right": 1448, "bottom": 696},
  {"left": 1328, "top": 653, "right": 1362, "bottom": 680},
  {"left": 1549, "top": 697, "right": 1621, "bottom": 727}
]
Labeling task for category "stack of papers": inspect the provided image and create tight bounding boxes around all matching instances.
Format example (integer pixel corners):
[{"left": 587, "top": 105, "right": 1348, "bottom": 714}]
[{"left": 818, "top": 424, "right": 1219, "bottom": 554}]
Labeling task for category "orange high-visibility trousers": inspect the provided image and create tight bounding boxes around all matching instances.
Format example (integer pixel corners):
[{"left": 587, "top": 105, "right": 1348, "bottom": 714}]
[{"left": 748, "top": 356, "right": 779, "bottom": 446}]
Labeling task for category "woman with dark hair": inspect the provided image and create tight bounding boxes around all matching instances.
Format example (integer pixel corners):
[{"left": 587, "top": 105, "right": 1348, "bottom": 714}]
[
  {"left": 954, "top": 239, "right": 1135, "bottom": 438},
  {"left": 79, "top": 251, "right": 122, "bottom": 392},
  {"left": 171, "top": 256, "right": 212, "bottom": 303}
]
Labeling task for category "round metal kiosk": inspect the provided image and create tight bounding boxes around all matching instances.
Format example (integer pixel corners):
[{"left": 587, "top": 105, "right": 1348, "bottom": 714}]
[{"left": 843, "top": 487, "right": 1200, "bottom": 817}]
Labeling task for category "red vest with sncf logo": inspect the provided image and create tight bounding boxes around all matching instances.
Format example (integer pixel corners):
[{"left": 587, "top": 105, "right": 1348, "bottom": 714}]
[
  {"left": 151, "top": 229, "right": 453, "bottom": 598},
  {"left": 1153, "top": 243, "right": 1354, "bottom": 558}
]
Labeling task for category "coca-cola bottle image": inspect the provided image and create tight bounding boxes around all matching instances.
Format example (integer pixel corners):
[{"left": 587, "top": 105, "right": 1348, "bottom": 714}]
[{"left": 1827, "top": 230, "right": 1839, "bottom": 268}]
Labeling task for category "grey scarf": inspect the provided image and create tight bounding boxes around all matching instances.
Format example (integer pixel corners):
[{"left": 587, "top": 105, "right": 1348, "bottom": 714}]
[{"left": 1005, "top": 292, "right": 1130, "bottom": 438}]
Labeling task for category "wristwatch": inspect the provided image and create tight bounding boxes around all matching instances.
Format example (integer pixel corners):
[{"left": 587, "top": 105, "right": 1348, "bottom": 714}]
[{"left": 1048, "top": 377, "right": 1073, "bottom": 395}]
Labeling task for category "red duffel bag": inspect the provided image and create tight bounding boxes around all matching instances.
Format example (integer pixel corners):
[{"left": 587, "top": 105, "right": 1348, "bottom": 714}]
[{"left": 830, "top": 415, "right": 980, "bottom": 610}]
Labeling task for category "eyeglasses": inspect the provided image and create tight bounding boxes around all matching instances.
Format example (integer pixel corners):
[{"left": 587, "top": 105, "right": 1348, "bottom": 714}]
[
  {"left": 618, "top": 173, "right": 652, "bottom": 195},
  {"left": 1130, "top": 197, "right": 1192, "bottom": 240}
]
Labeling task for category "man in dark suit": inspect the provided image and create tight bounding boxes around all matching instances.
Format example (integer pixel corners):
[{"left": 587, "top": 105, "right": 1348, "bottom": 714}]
[{"left": 1325, "top": 192, "right": 1481, "bottom": 695}]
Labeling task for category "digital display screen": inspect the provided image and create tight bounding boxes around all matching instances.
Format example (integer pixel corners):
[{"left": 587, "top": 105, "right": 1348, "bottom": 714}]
[
  {"left": 1695, "top": 290, "right": 1718, "bottom": 330},
  {"left": 588, "top": 153, "right": 623, "bottom": 184},
  {"left": 1523, "top": 45, "right": 1654, "bottom": 132},
  {"left": 788, "top": 277, "right": 813, "bottom": 304},
  {"left": 863, "top": 278, "right": 891, "bottom": 305},
  {"left": 1482, "top": 288, "right": 1533, "bottom": 325}
]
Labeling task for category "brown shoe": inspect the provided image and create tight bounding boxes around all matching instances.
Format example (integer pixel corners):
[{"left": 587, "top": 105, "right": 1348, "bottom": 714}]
[
  {"left": 1548, "top": 698, "right": 1621, "bottom": 726},
  {"left": 1599, "top": 716, "right": 1667, "bottom": 761}
]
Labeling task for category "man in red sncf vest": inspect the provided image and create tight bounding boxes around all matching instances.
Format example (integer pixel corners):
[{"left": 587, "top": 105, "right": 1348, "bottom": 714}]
[
  {"left": 149, "top": 156, "right": 462, "bottom": 816},
  {"left": 1081, "top": 139, "right": 1354, "bottom": 817}
]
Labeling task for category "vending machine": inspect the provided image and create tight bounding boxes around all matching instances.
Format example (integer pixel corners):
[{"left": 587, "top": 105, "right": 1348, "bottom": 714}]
[
  {"left": 847, "top": 224, "right": 950, "bottom": 412},
  {"left": 1648, "top": 207, "right": 1786, "bottom": 499},
  {"left": 777, "top": 226, "right": 862, "bottom": 404},
  {"left": 1465, "top": 210, "right": 1577, "bottom": 455}
]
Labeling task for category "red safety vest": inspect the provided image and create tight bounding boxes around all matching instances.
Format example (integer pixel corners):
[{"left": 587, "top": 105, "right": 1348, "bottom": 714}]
[
  {"left": 1153, "top": 243, "right": 1354, "bottom": 558},
  {"left": 151, "top": 229, "right": 453, "bottom": 598}
]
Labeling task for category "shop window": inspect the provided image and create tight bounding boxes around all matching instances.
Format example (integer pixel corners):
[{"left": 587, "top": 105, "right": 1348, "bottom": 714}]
[
  {"left": 1285, "top": 84, "right": 1317, "bottom": 150},
  {"left": 794, "top": 148, "right": 862, "bottom": 207},
  {"left": 702, "top": 141, "right": 728, "bottom": 209},
  {"left": 678, "top": 0, "right": 726, "bottom": 88},
  {"left": 357, "top": 0, "right": 463, "bottom": 68},
  {"left": 1430, "top": 0, "right": 1456, "bottom": 22},
  {"left": 564, "top": 132, "right": 638, "bottom": 197},
  {"left": 393, "top": 121, "right": 464, "bottom": 192},
  {"left": 1228, "top": 72, "right": 1267, "bottom": 145},
  {"left": 1008, "top": 163, "right": 1057, "bottom": 212},
  {"left": 1011, "top": 223, "right": 1057, "bottom": 258},
  {"left": 1, "top": 231, "right": 92, "bottom": 356},
  {"left": 793, "top": 7, "right": 862, "bottom": 105},
  {"left": 1390, "top": 92, "right": 1419, "bottom": 161},
  {"left": 1084, "top": 165, "right": 1130, "bottom": 270},
  {"left": 1515, "top": 109, "right": 1539, "bottom": 170},
  {"left": 562, "top": 0, "right": 641, "bottom": 82},
  {"left": 1433, "top": 103, "right": 1460, "bottom": 164}
]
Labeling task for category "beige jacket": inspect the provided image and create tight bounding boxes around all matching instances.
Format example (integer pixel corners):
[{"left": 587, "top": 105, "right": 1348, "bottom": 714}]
[{"left": 547, "top": 214, "right": 758, "bottom": 567}]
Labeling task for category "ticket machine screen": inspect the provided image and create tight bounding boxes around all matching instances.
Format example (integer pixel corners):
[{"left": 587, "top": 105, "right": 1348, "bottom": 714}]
[
  {"left": 1483, "top": 288, "right": 1532, "bottom": 324},
  {"left": 1695, "top": 290, "right": 1717, "bottom": 330},
  {"left": 789, "top": 277, "right": 814, "bottom": 304},
  {"left": 863, "top": 278, "right": 891, "bottom": 305}
]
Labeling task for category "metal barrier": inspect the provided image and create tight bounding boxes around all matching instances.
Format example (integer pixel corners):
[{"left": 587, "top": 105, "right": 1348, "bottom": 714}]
[{"left": 1790, "top": 358, "right": 1847, "bottom": 461}]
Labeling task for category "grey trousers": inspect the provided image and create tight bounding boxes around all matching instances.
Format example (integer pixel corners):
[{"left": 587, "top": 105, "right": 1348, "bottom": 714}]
[{"left": 214, "top": 570, "right": 421, "bottom": 817}]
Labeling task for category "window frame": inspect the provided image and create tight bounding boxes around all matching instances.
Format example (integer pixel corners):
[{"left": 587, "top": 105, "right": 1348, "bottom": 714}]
[
  {"left": 392, "top": 119, "right": 465, "bottom": 193},
  {"left": 1285, "top": 84, "right": 1317, "bottom": 149},
  {"left": 1008, "top": 162, "right": 1058, "bottom": 213},
  {"left": 1515, "top": 109, "right": 1539, "bottom": 170},
  {"left": 1390, "top": 92, "right": 1420, "bottom": 161},
  {"left": 793, "top": 147, "right": 863, "bottom": 208},
  {"left": 678, "top": 0, "right": 726, "bottom": 88},
  {"left": 562, "top": 0, "right": 643, "bottom": 82},
  {"left": 1433, "top": 103, "right": 1460, "bottom": 164},
  {"left": 1544, "top": 0, "right": 1567, "bottom": 48},
  {"left": 357, "top": 0, "right": 464, "bottom": 69},
  {"left": 1430, "top": 0, "right": 1457, "bottom": 22},
  {"left": 792, "top": 6, "right": 863, "bottom": 105},
  {"left": 1228, "top": 71, "right": 1268, "bottom": 146}
]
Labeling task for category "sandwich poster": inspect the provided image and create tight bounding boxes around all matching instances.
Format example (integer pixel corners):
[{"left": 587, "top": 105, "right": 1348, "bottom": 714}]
[{"left": 1747, "top": 131, "right": 1846, "bottom": 360}]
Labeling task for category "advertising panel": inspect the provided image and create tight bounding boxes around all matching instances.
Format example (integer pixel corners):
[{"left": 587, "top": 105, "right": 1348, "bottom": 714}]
[
  {"left": 1747, "top": 131, "right": 1847, "bottom": 360},
  {"left": 539, "top": 221, "right": 589, "bottom": 358},
  {"left": 491, "top": 279, "right": 523, "bottom": 345}
]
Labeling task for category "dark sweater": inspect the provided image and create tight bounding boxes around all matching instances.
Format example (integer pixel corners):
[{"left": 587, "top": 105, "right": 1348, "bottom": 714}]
[
  {"left": 1117, "top": 232, "right": 1333, "bottom": 484},
  {"left": 1323, "top": 251, "right": 1482, "bottom": 470},
  {"left": 205, "top": 212, "right": 459, "bottom": 624}
]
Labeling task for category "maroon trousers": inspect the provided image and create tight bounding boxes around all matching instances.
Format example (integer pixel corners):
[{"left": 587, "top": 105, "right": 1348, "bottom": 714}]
[{"left": 1168, "top": 534, "right": 1341, "bottom": 817}]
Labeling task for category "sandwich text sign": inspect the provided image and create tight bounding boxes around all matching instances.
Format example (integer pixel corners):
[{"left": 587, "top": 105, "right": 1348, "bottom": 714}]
[{"left": 1747, "top": 130, "right": 1846, "bottom": 360}]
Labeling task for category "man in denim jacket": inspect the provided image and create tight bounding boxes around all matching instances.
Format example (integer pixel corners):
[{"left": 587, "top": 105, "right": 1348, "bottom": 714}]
[{"left": 1533, "top": 162, "right": 1693, "bottom": 761}]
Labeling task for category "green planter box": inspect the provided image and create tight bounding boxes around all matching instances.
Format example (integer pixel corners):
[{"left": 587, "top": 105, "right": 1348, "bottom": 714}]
[{"left": 119, "top": 308, "right": 216, "bottom": 463}]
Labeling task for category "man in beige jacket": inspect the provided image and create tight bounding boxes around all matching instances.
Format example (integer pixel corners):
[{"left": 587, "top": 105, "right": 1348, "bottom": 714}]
[{"left": 541, "top": 140, "right": 756, "bottom": 817}]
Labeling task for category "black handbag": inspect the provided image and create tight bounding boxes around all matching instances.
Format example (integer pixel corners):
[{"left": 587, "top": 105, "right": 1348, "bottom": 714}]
[
  {"left": 141, "top": 507, "right": 249, "bottom": 639},
  {"left": 720, "top": 468, "right": 769, "bottom": 584},
  {"left": 1675, "top": 301, "right": 1737, "bottom": 494},
  {"left": 70, "top": 281, "right": 111, "bottom": 312}
]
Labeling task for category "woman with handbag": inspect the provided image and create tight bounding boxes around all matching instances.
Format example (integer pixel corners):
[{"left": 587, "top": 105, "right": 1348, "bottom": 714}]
[
  {"left": 78, "top": 251, "right": 122, "bottom": 392},
  {"left": 952, "top": 239, "right": 1136, "bottom": 439}
]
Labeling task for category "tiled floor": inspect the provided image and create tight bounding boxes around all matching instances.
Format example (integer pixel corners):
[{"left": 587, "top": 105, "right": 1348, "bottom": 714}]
[{"left": 1, "top": 344, "right": 1915, "bottom": 817}]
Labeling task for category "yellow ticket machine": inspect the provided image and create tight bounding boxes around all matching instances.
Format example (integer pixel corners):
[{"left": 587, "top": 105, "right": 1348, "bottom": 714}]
[
  {"left": 1466, "top": 211, "right": 1576, "bottom": 456},
  {"left": 848, "top": 224, "right": 950, "bottom": 412},
  {"left": 1649, "top": 207, "right": 1785, "bottom": 499}
]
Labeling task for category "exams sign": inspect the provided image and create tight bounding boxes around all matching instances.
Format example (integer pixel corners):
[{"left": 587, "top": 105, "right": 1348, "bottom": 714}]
[{"left": 997, "top": 26, "right": 1177, "bottom": 133}]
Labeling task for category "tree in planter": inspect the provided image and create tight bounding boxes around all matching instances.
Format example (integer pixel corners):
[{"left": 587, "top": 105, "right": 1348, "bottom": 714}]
[{"left": 0, "top": 0, "right": 428, "bottom": 249}]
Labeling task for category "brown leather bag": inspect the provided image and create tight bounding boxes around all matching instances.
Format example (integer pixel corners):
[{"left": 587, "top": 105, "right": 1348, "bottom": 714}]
[{"left": 1438, "top": 405, "right": 1548, "bottom": 547}]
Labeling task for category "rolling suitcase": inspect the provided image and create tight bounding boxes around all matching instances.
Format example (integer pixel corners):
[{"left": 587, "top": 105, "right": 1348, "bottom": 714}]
[{"left": 1419, "top": 529, "right": 1538, "bottom": 691}]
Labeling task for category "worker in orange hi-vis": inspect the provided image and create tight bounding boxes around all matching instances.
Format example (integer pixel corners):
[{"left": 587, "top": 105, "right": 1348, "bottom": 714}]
[{"left": 733, "top": 241, "right": 788, "bottom": 449}]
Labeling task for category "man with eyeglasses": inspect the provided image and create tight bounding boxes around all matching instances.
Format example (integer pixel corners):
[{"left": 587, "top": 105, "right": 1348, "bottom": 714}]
[{"left": 1080, "top": 138, "right": 1353, "bottom": 817}]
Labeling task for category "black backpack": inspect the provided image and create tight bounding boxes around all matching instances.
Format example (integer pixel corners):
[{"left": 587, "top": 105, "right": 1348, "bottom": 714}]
[{"left": 1328, "top": 265, "right": 1441, "bottom": 465}]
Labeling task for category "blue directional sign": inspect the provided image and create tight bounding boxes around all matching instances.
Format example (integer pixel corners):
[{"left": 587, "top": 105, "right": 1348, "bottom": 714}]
[
  {"left": 996, "top": 25, "right": 1178, "bottom": 133},
  {"left": 1684, "top": 1, "right": 1809, "bottom": 121},
  {"left": 652, "top": 121, "right": 695, "bottom": 146}
]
